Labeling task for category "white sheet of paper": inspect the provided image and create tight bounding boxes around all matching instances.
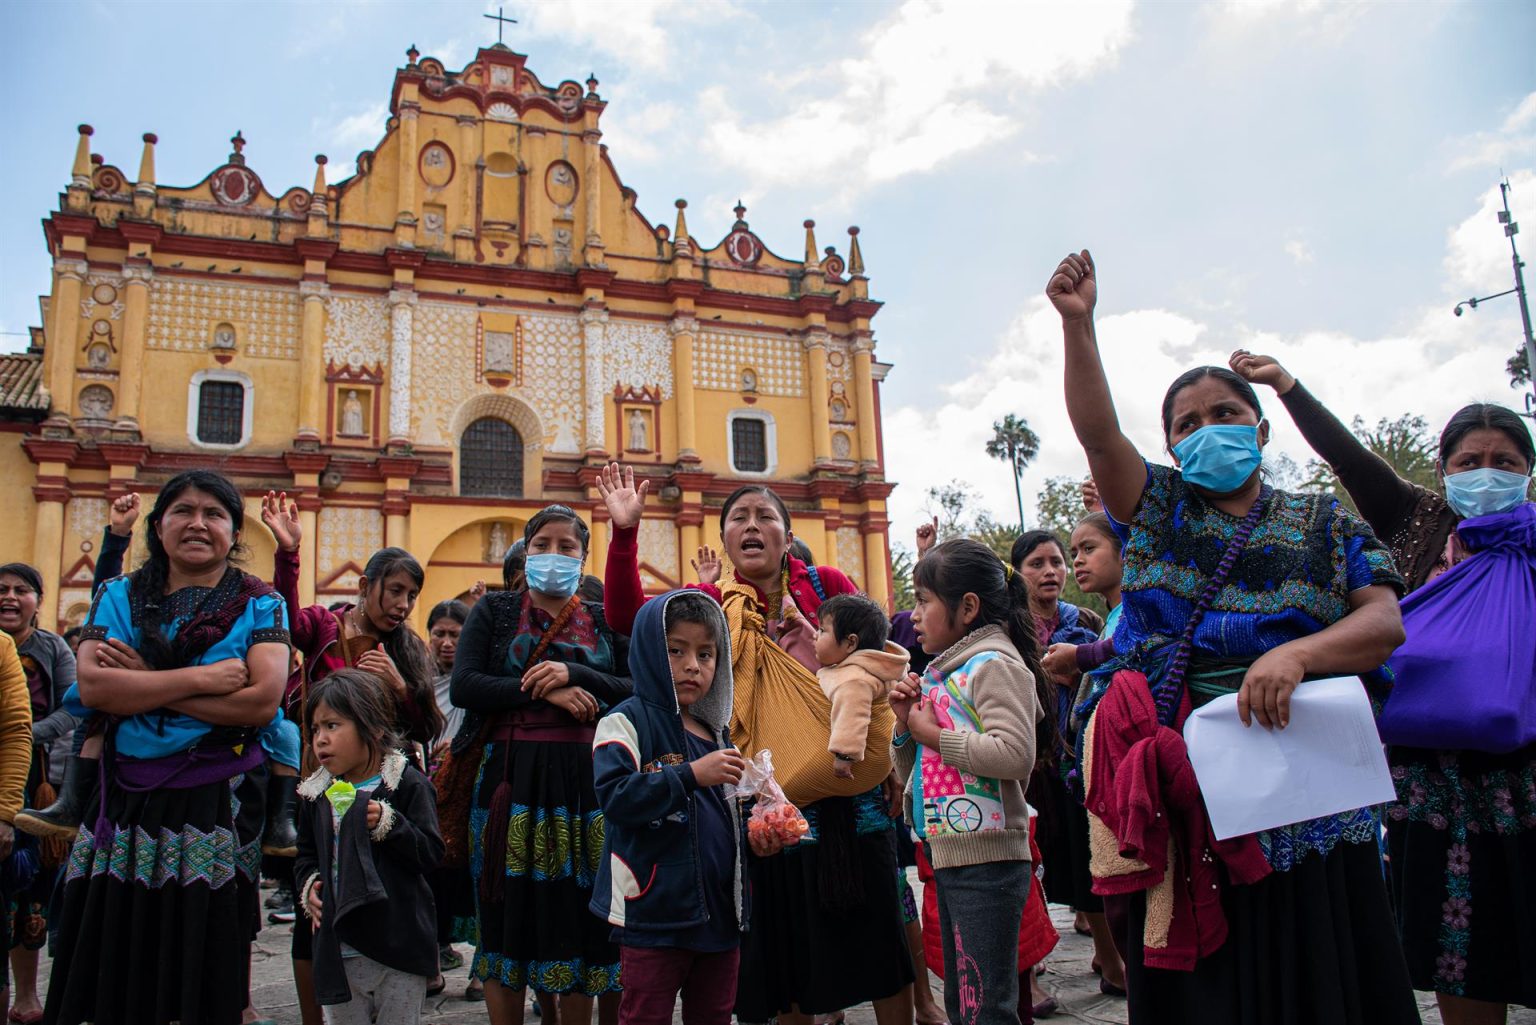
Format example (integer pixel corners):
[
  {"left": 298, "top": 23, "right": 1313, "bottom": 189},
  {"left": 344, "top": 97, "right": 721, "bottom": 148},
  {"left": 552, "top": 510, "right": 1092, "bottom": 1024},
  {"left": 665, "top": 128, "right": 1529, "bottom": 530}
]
[{"left": 1183, "top": 676, "right": 1396, "bottom": 841}]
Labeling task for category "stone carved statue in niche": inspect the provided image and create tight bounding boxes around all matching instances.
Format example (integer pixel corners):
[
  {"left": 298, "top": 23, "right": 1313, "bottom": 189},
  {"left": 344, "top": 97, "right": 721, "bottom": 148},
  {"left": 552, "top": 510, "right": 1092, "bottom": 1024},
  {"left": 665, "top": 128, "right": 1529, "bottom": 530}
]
[
  {"left": 486, "top": 522, "right": 510, "bottom": 563},
  {"left": 423, "top": 147, "right": 447, "bottom": 168},
  {"left": 830, "top": 398, "right": 848, "bottom": 421},
  {"left": 628, "top": 408, "right": 650, "bottom": 452},
  {"left": 484, "top": 331, "right": 515, "bottom": 374},
  {"left": 87, "top": 343, "right": 111, "bottom": 369},
  {"left": 552, "top": 227, "right": 574, "bottom": 264},
  {"left": 741, "top": 368, "right": 758, "bottom": 392},
  {"left": 78, "top": 385, "right": 113, "bottom": 420},
  {"left": 340, "top": 390, "right": 365, "bottom": 437},
  {"left": 212, "top": 325, "right": 236, "bottom": 351},
  {"left": 833, "top": 432, "right": 852, "bottom": 460}
]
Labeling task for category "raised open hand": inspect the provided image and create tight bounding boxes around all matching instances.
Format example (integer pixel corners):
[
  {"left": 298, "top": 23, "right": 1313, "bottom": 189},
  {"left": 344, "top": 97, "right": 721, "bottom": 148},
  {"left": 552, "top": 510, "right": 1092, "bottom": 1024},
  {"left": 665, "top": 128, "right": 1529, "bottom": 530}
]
[
  {"left": 690, "top": 545, "right": 722, "bottom": 586},
  {"left": 1230, "top": 350, "right": 1296, "bottom": 395},
  {"left": 109, "top": 492, "right": 141, "bottom": 537},
  {"left": 261, "top": 491, "right": 302, "bottom": 552},
  {"left": 1047, "top": 250, "right": 1097, "bottom": 323},
  {"left": 596, "top": 462, "right": 649, "bottom": 530}
]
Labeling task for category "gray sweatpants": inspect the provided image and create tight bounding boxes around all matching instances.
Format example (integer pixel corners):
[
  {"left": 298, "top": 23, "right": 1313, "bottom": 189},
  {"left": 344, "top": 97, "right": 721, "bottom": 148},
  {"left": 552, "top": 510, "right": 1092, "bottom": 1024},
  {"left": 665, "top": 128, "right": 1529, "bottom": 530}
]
[
  {"left": 933, "top": 859, "right": 1031, "bottom": 1025},
  {"left": 322, "top": 953, "right": 429, "bottom": 1025}
]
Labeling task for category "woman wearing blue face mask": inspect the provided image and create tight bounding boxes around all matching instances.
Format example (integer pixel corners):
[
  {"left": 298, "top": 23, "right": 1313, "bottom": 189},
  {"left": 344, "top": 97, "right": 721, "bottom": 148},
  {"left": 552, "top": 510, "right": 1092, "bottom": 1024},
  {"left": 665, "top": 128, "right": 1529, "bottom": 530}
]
[
  {"left": 1235, "top": 350, "right": 1536, "bottom": 1023},
  {"left": 449, "top": 505, "right": 632, "bottom": 1025},
  {"left": 1049, "top": 252, "right": 1419, "bottom": 1025}
]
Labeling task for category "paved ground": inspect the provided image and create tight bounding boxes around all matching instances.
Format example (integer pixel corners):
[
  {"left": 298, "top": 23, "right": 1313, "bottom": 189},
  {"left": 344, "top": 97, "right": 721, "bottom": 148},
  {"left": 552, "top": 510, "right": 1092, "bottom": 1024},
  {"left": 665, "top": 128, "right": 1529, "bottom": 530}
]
[{"left": 31, "top": 875, "right": 1534, "bottom": 1023}]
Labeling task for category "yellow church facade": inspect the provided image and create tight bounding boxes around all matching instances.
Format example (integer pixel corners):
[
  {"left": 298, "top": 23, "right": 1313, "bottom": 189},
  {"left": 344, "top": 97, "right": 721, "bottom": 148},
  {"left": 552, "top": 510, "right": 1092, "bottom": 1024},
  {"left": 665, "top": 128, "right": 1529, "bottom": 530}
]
[{"left": 0, "top": 43, "right": 896, "bottom": 632}]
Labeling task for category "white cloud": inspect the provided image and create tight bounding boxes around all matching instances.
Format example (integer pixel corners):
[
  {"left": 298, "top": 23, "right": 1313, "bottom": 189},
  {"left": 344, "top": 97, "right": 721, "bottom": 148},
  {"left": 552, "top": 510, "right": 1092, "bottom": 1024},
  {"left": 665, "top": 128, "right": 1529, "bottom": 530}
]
[
  {"left": 699, "top": 0, "right": 1133, "bottom": 199},
  {"left": 1283, "top": 237, "right": 1314, "bottom": 265},
  {"left": 513, "top": 0, "right": 740, "bottom": 76},
  {"left": 1442, "top": 169, "right": 1534, "bottom": 293},
  {"left": 1447, "top": 90, "right": 1536, "bottom": 174},
  {"left": 319, "top": 102, "right": 390, "bottom": 154},
  {"left": 881, "top": 174, "right": 1533, "bottom": 548},
  {"left": 597, "top": 100, "right": 681, "bottom": 166}
]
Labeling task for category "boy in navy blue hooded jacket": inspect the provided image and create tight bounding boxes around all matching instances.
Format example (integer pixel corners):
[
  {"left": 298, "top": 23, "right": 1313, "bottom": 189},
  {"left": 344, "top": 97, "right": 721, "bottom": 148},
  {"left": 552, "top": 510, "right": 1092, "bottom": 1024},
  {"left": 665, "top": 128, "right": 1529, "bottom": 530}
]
[{"left": 591, "top": 589, "right": 749, "bottom": 1025}]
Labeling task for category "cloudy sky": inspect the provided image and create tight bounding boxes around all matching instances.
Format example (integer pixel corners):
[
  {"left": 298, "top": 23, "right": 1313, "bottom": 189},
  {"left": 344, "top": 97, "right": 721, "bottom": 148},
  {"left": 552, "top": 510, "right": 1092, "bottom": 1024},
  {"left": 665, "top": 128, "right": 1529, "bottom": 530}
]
[{"left": 3, "top": 0, "right": 1533, "bottom": 550}]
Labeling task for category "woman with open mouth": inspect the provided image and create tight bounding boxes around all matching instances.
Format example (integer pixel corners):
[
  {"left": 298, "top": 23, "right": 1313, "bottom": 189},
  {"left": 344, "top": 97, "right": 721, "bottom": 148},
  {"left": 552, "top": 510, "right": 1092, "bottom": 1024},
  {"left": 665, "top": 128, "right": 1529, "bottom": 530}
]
[
  {"left": 598, "top": 463, "right": 915, "bottom": 1025},
  {"left": 0, "top": 562, "right": 77, "bottom": 1024}
]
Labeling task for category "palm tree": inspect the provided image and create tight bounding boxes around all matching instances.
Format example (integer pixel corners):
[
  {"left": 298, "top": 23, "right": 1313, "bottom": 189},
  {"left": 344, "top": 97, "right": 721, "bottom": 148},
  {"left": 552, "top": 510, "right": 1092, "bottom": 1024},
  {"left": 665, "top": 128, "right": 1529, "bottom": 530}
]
[{"left": 985, "top": 414, "right": 1040, "bottom": 529}]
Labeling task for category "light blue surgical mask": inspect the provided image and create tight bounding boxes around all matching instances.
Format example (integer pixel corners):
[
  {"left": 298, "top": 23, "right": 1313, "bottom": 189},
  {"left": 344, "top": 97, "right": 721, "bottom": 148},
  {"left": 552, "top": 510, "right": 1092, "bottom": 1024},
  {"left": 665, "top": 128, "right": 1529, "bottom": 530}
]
[
  {"left": 1442, "top": 467, "right": 1532, "bottom": 519},
  {"left": 524, "top": 553, "right": 583, "bottom": 598},
  {"left": 1172, "top": 423, "right": 1264, "bottom": 495}
]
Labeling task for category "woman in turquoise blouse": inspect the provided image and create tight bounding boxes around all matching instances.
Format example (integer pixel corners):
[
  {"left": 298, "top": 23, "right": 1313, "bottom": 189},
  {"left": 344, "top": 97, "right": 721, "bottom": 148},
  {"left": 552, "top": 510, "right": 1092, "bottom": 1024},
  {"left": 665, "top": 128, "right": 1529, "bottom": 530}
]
[{"left": 44, "top": 470, "right": 290, "bottom": 1025}]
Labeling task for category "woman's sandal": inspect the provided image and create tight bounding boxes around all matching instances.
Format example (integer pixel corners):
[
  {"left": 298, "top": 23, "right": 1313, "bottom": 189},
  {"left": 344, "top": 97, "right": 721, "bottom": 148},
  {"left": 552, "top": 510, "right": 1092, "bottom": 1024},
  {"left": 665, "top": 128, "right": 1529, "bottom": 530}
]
[{"left": 426, "top": 975, "right": 447, "bottom": 997}]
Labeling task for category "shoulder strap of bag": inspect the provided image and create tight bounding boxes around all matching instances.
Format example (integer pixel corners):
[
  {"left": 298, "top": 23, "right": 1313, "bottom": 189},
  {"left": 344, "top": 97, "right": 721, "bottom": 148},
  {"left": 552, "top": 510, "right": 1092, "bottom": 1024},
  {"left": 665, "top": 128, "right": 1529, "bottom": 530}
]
[
  {"left": 806, "top": 563, "right": 828, "bottom": 603},
  {"left": 1157, "top": 488, "right": 1270, "bottom": 718}
]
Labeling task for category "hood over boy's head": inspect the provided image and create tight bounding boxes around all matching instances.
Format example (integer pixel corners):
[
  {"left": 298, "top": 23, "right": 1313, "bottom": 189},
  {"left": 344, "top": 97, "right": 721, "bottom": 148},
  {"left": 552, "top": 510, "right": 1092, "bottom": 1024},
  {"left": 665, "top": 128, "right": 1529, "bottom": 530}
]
[{"left": 628, "top": 589, "right": 734, "bottom": 733}]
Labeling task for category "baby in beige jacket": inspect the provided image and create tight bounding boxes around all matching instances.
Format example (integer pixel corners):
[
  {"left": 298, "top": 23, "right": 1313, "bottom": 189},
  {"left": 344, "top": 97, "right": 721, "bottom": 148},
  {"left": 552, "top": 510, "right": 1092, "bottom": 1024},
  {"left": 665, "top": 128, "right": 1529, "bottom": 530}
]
[{"left": 813, "top": 594, "right": 910, "bottom": 779}]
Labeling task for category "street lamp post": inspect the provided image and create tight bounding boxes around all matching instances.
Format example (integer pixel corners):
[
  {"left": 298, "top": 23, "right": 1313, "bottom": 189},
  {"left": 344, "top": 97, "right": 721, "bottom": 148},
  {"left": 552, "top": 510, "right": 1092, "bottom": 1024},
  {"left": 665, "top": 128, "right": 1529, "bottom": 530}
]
[{"left": 1453, "top": 179, "right": 1536, "bottom": 417}]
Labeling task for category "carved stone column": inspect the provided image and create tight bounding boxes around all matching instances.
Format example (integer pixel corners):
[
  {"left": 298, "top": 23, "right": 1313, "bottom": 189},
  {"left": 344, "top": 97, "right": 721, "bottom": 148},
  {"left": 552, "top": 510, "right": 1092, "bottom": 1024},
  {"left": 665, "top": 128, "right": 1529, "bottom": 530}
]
[
  {"left": 297, "top": 280, "right": 329, "bottom": 441},
  {"left": 580, "top": 307, "right": 609, "bottom": 455},
  {"left": 670, "top": 314, "right": 699, "bottom": 461},
  {"left": 387, "top": 290, "right": 417, "bottom": 444}
]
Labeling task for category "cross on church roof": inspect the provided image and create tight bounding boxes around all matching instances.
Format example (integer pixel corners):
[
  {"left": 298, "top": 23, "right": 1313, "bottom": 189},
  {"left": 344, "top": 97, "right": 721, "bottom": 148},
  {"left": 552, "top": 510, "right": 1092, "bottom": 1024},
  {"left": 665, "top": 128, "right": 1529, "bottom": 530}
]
[{"left": 484, "top": 6, "right": 517, "bottom": 46}]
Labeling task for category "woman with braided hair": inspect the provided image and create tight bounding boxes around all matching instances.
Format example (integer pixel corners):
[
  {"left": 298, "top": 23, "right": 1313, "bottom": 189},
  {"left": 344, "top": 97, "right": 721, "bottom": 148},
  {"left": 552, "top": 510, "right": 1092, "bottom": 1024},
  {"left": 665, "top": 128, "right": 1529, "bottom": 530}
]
[
  {"left": 43, "top": 469, "right": 291, "bottom": 1025},
  {"left": 1049, "top": 250, "right": 1418, "bottom": 1025},
  {"left": 450, "top": 505, "right": 632, "bottom": 1025}
]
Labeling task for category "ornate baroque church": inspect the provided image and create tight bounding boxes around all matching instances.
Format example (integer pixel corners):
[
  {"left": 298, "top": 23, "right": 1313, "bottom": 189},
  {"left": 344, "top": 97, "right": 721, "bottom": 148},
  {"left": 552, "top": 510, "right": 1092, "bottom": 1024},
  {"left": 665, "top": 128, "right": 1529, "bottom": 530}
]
[{"left": 0, "top": 42, "right": 895, "bottom": 631}]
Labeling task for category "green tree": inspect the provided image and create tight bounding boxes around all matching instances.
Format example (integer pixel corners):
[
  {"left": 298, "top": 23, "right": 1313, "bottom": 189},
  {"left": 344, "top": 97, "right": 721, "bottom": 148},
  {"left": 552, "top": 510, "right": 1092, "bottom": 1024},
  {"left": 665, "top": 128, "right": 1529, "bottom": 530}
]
[
  {"left": 1035, "top": 475, "right": 1087, "bottom": 543},
  {"left": 924, "top": 480, "right": 981, "bottom": 541},
  {"left": 984, "top": 414, "right": 1040, "bottom": 528},
  {"left": 890, "top": 545, "right": 916, "bottom": 612},
  {"left": 1509, "top": 346, "right": 1530, "bottom": 388},
  {"left": 1030, "top": 476, "right": 1105, "bottom": 616},
  {"left": 1302, "top": 413, "right": 1439, "bottom": 514}
]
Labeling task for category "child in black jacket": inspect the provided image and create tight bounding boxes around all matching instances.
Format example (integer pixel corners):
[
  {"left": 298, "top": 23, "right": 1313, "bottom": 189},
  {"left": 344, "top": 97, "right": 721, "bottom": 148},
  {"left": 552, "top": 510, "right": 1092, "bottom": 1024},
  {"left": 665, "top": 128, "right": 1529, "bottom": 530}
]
[
  {"left": 591, "top": 590, "right": 749, "bottom": 1025},
  {"left": 296, "top": 669, "right": 444, "bottom": 1023}
]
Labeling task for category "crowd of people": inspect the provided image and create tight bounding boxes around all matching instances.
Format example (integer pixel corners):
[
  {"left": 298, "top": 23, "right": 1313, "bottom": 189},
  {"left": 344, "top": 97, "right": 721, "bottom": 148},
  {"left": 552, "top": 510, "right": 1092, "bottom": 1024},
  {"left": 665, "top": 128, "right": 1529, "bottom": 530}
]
[{"left": 0, "top": 249, "right": 1529, "bottom": 1025}]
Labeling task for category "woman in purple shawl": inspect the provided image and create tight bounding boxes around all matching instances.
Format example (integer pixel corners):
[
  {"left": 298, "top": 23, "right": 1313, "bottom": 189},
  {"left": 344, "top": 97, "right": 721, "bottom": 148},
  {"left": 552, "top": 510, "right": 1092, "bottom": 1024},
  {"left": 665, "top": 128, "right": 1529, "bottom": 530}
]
[{"left": 1236, "top": 351, "right": 1536, "bottom": 1023}]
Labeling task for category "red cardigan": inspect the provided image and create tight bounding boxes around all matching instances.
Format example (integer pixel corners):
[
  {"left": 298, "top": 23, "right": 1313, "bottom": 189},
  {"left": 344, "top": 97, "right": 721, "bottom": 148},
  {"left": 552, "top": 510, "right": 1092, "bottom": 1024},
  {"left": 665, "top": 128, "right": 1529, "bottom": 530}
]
[
  {"left": 274, "top": 548, "right": 426, "bottom": 737},
  {"left": 602, "top": 524, "right": 856, "bottom": 636},
  {"left": 1085, "top": 670, "right": 1270, "bottom": 970}
]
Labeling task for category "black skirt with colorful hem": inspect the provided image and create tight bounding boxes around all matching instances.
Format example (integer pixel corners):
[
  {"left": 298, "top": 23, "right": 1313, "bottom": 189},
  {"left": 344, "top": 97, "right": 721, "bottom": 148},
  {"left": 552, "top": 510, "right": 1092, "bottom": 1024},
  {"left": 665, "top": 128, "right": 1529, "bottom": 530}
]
[
  {"left": 468, "top": 738, "right": 619, "bottom": 996},
  {"left": 44, "top": 762, "right": 267, "bottom": 1025}
]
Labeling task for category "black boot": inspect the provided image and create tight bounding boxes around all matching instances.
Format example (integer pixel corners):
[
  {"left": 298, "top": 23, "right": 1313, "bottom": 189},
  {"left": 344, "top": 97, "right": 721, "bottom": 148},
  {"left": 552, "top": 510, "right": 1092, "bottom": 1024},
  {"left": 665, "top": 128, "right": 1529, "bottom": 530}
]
[
  {"left": 262, "top": 772, "right": 299, "bottom": 856},
  {"left": 15, "top": 755, "right": 98, "bottom": 841}
]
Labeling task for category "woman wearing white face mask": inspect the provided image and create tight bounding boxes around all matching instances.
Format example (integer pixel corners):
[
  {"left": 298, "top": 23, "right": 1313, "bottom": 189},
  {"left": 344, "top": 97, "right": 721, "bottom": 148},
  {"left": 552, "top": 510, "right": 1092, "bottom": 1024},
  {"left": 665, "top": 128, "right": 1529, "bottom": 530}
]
[
  {"left": 1236, "top": 350, "right": 1536, "bottom": 1024},
  {"left": 448, "top": 505, "right": 632, "bottom": 1025},
  {"left": 1050, "top": 252, "right": 1417, "bottom": 1025}
]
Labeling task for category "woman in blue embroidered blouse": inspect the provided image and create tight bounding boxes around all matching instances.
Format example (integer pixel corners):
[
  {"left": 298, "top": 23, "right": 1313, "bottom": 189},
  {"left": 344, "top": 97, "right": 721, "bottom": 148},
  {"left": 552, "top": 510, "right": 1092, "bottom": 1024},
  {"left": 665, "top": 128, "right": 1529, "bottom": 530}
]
[
  {"left": 44, "top": 470, "right": 291, "bottom": 1025},
  {"left": 1048, "top": 251, "right": 1420, "bottom": 1025}
]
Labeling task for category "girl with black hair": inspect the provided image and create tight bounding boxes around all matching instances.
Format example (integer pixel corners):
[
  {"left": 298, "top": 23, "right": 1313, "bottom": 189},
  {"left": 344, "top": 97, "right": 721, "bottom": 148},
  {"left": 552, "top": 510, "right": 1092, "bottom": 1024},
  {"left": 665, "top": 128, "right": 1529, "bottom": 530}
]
[
  {"left": 295, "top": 669, "right": 443, "bottom": 1024},
  {"left": 43, "top": 469, "right": 292, "bottom": 1025},
  {"left": 1050, "top": 251, "right": 1417, "bottom": 1025},
  {"left": 260, "top": 491, "right": 441, "bottom": 1025},
  {"left": 1237, "top": 350, "right": 1536, "bottom": 1022},
  {"left": 450, "top": 504, "right": 631, "bottom": 1025},
  {"left": 888, "top": 538, "right": 1047, "bottom": 1025}
]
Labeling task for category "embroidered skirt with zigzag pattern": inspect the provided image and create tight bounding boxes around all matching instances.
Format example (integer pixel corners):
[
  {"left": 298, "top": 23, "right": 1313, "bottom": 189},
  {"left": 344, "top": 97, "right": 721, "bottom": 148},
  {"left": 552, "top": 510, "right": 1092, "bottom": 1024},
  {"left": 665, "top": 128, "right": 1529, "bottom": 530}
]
[{"left": 44, "top": 762, "right": 268, "bottom": 1025}]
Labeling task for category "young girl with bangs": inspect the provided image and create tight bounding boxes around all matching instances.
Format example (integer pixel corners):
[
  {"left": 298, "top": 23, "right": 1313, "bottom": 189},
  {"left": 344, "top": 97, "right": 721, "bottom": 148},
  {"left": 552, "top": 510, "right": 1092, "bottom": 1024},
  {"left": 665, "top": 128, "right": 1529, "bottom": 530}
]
[
  {"left": 261, "top": 492, "right": 443, "bottom": 1025},
  {"left": 890, "top": 538, "right": 1052, "bottom": 1025}
]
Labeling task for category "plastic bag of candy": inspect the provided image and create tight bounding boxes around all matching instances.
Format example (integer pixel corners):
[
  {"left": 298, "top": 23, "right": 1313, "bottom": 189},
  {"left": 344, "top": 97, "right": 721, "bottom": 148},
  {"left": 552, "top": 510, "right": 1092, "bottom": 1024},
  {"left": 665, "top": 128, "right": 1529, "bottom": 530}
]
[{"left": 726, "top": 749, "right": 810, "bottom": 848}]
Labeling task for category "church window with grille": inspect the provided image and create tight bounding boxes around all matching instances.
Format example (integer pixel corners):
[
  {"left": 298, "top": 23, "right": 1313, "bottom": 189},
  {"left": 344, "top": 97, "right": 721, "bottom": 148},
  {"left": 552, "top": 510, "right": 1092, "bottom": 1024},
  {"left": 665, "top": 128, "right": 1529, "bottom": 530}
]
[
  {"left": 731, "top": 417, "right": 768, "bottom": 473},
  {"left": 196, "top": 381, "right": 245, "bottom": 445},
  {"left": 460, "top": 417, "right": 524, "bottom": 497}
]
